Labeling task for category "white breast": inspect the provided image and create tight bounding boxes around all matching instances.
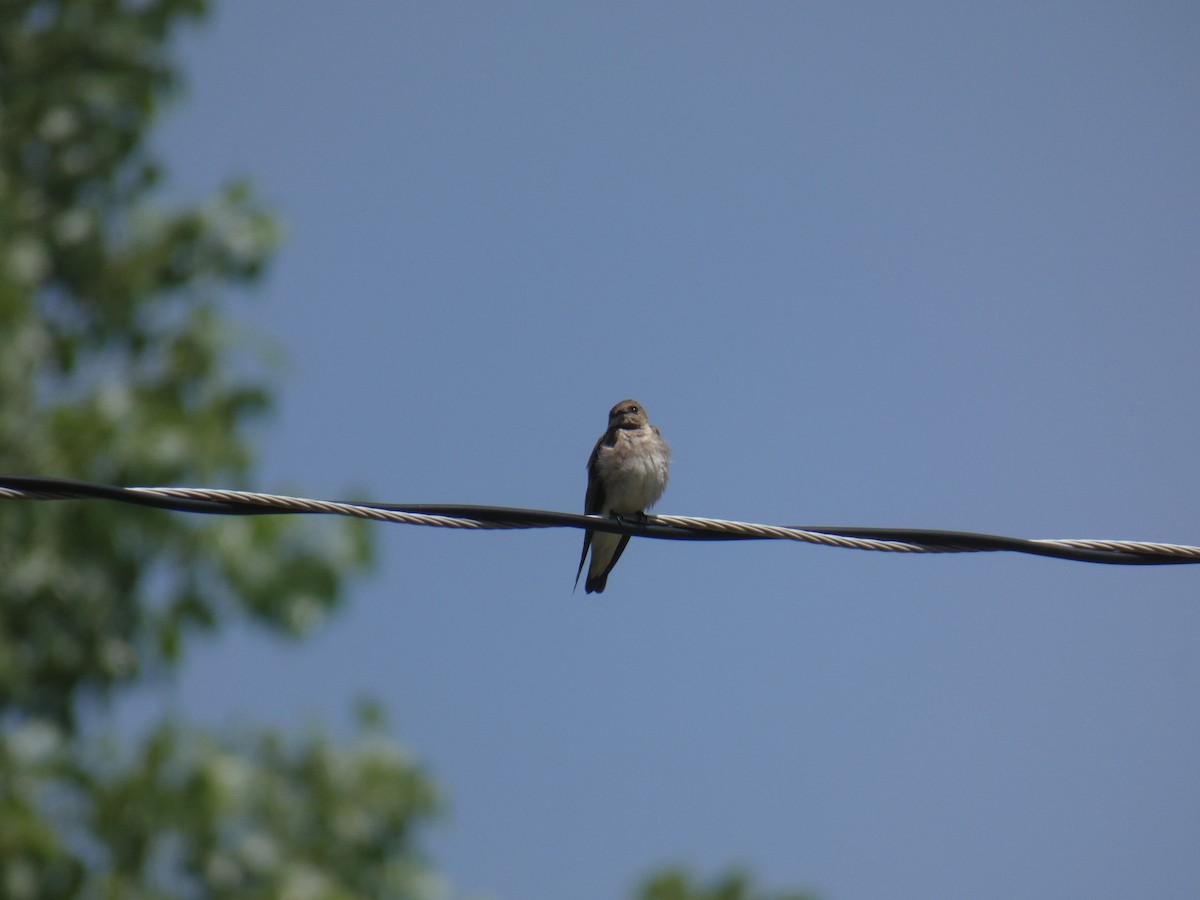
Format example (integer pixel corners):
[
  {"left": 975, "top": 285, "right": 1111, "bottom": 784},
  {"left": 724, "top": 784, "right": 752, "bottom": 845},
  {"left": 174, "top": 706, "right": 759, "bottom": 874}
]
[{"left": 597, "top": 428, "right": 670, "bottom": 514}]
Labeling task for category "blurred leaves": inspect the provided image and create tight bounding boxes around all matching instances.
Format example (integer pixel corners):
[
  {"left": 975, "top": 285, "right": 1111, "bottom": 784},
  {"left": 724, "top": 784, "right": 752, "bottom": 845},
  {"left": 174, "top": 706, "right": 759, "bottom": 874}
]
[
  {"left": 0, "top": 2, "right": 441, "bottom": 897},
  {"left": 638, "top": 869, "right": 818, "bottom": 900},
  {"left": 0, "top": 713, "right": 442, "bottom": 900},
  {"left": 0, "top": 0, "right": 363, "bottom": 727}
]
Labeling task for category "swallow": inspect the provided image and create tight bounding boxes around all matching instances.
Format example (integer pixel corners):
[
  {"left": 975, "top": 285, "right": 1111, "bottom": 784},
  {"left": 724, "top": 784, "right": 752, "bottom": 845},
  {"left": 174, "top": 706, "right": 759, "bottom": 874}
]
[{"left": 575, "top": 399, "right": 671, "bottom": 593}]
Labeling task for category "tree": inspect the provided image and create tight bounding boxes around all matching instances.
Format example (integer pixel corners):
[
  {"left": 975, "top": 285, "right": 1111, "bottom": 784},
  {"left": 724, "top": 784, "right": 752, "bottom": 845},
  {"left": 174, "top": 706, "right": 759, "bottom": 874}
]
[
  {"left": 637, "top": 868, "right": 818, "bottom": 900},
  {"left": 0, "top": 2, "right": 439, "bottom": 897}
]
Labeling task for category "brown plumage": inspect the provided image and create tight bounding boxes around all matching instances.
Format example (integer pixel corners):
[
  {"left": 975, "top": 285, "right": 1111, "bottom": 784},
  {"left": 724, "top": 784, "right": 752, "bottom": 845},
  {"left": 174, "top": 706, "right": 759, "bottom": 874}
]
[{"left": 575, "top": 399, "right": 671, "bottom": 593}]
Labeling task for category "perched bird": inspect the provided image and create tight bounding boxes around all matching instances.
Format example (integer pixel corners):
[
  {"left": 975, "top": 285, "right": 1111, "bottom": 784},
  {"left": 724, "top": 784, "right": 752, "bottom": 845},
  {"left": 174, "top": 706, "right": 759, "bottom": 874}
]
[{"left": 575, "top": 399, "right": 671, "bottom": 593}]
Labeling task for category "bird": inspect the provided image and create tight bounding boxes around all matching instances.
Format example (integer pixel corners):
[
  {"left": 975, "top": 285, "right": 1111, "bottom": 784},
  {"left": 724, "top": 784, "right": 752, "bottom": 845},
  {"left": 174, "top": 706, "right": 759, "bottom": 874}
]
[{"left": 575, "top": 399, "right": 671, "bottom": 593}]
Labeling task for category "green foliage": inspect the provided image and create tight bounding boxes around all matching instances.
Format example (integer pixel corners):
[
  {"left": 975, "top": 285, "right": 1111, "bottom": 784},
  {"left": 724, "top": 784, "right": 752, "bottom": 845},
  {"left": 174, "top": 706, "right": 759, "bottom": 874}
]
[
  {"left": 637, "top": 868, "right": 818, "bottom": 900},
  {"left": 0, "top": 0, "right": 369, "bottom": 727},
  {"left": 0, "top": 713, "right": 441, "bottom": 900},
  {"left": 0, "top": 2, "right": 441, "bottom": 897}
]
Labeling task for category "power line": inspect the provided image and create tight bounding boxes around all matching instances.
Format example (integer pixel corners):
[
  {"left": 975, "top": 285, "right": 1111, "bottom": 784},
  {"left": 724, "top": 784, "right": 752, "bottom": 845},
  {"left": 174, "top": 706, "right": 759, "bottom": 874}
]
[{"left": 1, "top": 473, "right": 1197, "bottom": 567}]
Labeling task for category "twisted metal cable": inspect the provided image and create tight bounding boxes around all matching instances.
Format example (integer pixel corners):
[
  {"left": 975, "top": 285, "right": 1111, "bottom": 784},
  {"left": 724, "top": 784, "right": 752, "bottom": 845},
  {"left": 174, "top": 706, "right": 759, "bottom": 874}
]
[
  {"left": 650, "top": 514, "right": 934, "bottom": 553},
  {"left": 126, "top": 487, "right": 523, "bottom": 531},
  {"left": 1, "top": 474, "right": 1197, "bottom": 566},
  {"left": 1044, "top": 537, "right": 1200, "bottom": 560}
]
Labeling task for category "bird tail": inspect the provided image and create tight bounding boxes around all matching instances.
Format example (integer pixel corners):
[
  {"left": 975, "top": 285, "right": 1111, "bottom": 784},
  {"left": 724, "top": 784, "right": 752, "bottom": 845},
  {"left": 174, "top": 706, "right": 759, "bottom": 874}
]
[{"left": 574, "top": 531, "right": 592, "bottom": 593}]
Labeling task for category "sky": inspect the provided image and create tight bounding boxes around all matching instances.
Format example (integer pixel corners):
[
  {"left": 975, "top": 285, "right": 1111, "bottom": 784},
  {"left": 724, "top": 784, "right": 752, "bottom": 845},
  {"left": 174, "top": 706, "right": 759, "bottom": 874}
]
[{"left": 129, "top": 3, "right": 1200, "bottom": 898}]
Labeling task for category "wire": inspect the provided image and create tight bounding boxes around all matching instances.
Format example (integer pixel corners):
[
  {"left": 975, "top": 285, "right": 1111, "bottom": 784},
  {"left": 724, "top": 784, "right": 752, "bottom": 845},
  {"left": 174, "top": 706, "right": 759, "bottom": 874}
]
[{"left": 1, "top": 473, "right": 1197, "bottom": 566}]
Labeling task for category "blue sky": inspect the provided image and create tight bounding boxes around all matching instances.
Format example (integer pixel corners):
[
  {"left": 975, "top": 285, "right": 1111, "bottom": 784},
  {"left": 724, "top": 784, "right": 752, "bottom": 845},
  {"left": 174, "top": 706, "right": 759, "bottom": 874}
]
[{"left": 137, "top": 3, "right": 1200, "bottom": 898}]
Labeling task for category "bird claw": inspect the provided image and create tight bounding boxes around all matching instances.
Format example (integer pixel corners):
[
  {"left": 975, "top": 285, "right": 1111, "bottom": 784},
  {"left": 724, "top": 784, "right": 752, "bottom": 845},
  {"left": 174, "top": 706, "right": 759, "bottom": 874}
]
[{"left": 612, "top": 511, "right": 650, "bottom": 529}]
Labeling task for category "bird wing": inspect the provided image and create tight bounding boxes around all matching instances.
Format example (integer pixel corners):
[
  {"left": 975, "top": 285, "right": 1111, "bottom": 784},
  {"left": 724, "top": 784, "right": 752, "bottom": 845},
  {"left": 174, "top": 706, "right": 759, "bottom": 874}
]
[{"left": 574, "top": 428, "right": 614, "bottom": 590}]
